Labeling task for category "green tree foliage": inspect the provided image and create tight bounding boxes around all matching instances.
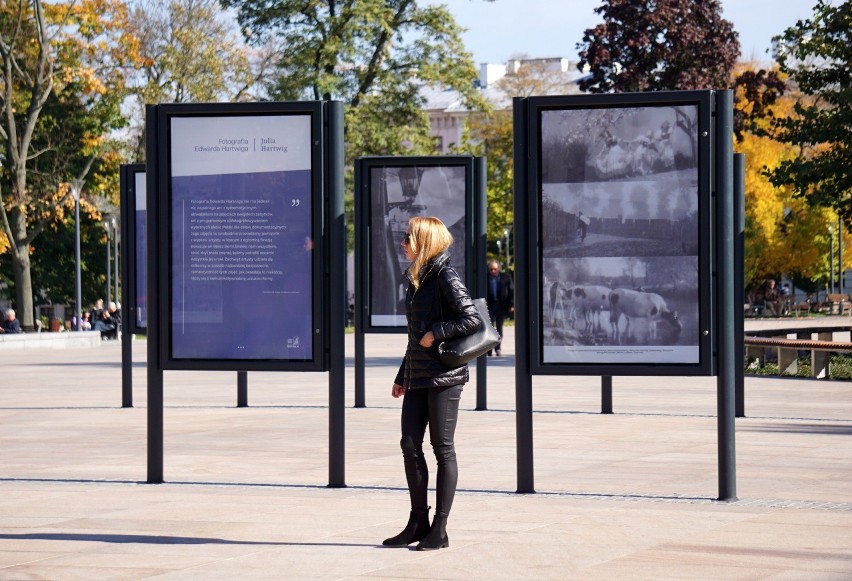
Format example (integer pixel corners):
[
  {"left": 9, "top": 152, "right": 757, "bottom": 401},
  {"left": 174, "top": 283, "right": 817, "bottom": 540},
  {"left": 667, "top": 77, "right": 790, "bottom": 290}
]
[
  {"left": 0, "top": 0, "right": 137, "bottom": 328},
  {"left": 455, "top": 58, "right": 579, "bottom": 265},
  {"left": 766, "top": 0, "right": 851, "bottom": 225},
  {"left": 577, "top": 0, "right": 740, "bottom": 92},
  {"left": 221, "top": 0, "right": 485, "bottom": 248},
  {"left": 0, "top": 196, "right": 109, "bottom": 308},
  {"left": 221, "top": 0, "right": 484, "bottom": 157},
  {"left": 457, "top": 106, "right": 512, "bottom": 263},
  {"left": 126, "top": 0, "right": 270, "bottom": 159}
]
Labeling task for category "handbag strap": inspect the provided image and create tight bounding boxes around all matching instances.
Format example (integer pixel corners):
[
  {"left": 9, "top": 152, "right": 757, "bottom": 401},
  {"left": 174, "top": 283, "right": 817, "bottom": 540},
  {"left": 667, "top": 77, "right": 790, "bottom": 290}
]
[{"left": 434, "top": 268, "right": 484, "bottom": 335}]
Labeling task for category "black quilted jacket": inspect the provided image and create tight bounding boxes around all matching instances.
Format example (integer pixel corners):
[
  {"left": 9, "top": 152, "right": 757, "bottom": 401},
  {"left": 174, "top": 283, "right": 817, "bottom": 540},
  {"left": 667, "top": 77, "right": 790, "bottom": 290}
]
[{"left": 394, "top": 252, "right": 479, "bottom": 389}]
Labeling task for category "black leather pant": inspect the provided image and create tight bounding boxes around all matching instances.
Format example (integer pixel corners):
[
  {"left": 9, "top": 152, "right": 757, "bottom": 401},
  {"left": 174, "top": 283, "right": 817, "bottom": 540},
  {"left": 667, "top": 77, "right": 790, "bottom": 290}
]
[
  {"left": 399, "top": 384, "right": 463, "bottom": 516},
  {"left": 487, "top": 304, "right": 505, "bottom": 350}
]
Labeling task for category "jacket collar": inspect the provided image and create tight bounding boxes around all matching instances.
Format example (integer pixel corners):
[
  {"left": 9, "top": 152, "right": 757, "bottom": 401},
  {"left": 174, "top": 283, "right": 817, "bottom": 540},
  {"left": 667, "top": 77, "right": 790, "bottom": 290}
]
[{"left": 408, "top": 251, "right": 451, "bottom": 286}]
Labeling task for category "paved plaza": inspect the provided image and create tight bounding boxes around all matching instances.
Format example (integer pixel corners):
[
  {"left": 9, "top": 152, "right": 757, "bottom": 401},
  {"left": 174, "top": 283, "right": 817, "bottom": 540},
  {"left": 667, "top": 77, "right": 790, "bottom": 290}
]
[{"left": 1, "top": 322, "right": 851, "bottom": 579}]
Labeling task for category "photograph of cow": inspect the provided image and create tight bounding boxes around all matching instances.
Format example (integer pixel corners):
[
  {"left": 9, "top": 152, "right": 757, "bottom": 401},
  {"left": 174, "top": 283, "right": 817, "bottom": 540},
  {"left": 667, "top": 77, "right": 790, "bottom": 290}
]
[
  {"left": 544, "top": 256, "right": 696, "bottom": 349},
  {"left": 538, "top": 104, "right": 700, "bottom": 362}
]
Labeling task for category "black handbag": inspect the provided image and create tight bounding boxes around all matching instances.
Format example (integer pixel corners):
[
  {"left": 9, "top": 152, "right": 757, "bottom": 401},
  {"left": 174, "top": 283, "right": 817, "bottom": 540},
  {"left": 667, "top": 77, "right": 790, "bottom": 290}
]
[{"left": 437, "top": 298, "right": 501, "bottom": 367}]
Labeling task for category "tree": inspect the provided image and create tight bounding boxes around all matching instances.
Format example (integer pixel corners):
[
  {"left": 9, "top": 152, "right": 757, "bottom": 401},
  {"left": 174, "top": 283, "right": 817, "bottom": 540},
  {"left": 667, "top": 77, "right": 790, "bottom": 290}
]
[
  {"left": 221, "top": 0, "right": 484, "bottom": 158},
  {"left": 733, "top": 61, "right": 847, "bottom": 295},
  {"left": 455, "top": 57, "right": 579, "bottom": 263},
  {"left": 0, "top": 194, "right": 109, "bottom": 308},
  {"left": 497, "top": 56, "right": 583, "bottom": 99},
  {"left": 766, "top": 0, "right": 851, "bottom": 225},
  {"left": 0, "top": 0, "right": 138, "bottom": 328},
  {"left": 125, "top": 0, "right": 273, "bottom": 159},
  {"left": 739, "top": 127, "right": 838, "bottom": 293},
  {"left": 577, "top": 0, "right": 740, "bottom": 93},
  {"left": 459, "top": 107, "right": 512, "bottom": 260},
  {"left": 221, "top": 0, "right": 485, "bottom": 250},
  {"left": 733, "top": 67, "right": 787, "bottom": 141}
]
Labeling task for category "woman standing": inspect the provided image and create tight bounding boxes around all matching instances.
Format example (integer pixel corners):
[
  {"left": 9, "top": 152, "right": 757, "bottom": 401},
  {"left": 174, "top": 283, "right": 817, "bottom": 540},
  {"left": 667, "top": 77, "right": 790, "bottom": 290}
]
[{"left": 382, "top": 216, "right": 479, "bottom": 551}]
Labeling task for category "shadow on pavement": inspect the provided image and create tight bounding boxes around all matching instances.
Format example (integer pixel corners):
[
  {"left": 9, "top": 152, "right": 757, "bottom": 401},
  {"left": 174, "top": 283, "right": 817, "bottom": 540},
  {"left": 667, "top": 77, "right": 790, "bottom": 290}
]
[
  {"left": 739, "top": 422, "right": 852, "bottom": 435},
  {"left": 0, "top": 477, "right": 715, "bottom": 503},
  {"left": 0, "top": 532, "right": 376, "bottom": 547}
]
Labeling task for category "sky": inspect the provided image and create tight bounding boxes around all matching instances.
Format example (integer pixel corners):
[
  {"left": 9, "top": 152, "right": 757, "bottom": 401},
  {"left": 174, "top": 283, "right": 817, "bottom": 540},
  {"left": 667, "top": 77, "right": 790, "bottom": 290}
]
[{"left": 437, "top": 0, "right": 820, "bottom": 66}]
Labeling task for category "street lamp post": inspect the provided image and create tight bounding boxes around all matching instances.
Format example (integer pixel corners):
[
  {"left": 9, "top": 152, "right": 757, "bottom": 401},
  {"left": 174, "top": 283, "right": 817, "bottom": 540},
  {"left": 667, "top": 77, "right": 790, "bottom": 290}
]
[
  {"left": 829, "top": 225, "right": 835, "bottom": 295},
  {"left": 112, "top": 217, "right": 119, "bottom": 305},
  {"left": 503, "top": 227, "right": 511, "bottom": 272},
  {"left": 70, "top": 179, "right": 84, "bottom": 331},
  {"left": 839, "top": 217, "right": 844, "bottom": 295},
  {"left": 104, "top": 220, "right": 111, "bottom": 304}
]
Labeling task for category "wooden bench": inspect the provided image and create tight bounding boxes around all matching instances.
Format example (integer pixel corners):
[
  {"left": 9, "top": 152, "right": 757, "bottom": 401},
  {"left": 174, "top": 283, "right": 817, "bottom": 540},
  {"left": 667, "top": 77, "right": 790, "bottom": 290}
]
[
  {"left": 825, "top": 293, "right": 852, "bottom": 315},
  {"left": 788, "top": 299, "right": 815, "bottom": 317}
]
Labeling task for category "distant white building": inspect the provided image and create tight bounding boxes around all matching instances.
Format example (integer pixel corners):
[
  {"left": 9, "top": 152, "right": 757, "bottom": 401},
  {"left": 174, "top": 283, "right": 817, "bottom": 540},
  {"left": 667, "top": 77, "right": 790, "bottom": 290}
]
[
  {"left": 422, "top": 58, "right": 588, "bottom": 153},
  {"left": 418, "top": 86, "right": 474, "bottom": 154}
]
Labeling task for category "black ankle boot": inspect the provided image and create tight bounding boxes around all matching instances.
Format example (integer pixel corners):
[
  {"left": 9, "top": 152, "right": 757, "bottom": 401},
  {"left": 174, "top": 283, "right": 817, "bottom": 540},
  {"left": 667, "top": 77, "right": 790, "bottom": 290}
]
[
  {"left": 382, "top": 507, "right": 430, "bottom": 547},
  {"left": 415, "top": 513, "right": 449, "bottom": 551}
]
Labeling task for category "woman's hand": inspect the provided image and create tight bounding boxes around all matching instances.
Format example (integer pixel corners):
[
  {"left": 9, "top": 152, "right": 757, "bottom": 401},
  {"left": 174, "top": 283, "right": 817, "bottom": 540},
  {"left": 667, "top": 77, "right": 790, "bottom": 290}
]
[
  {"left": 419, "top": 331, "right": 435, "bottom": 348},
  {"left": 392, "top": 383, "right": 405, "bottom": 398}
]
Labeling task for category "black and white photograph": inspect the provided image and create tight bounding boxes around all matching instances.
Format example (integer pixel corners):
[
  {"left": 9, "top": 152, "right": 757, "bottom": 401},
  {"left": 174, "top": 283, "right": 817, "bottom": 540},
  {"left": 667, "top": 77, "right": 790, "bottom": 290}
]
[
  {"left": 538, "top": 104, "right": 701, "bottom": 364},
  {"left": 369, "top": 164, "right": 467, "bottom": 327}
]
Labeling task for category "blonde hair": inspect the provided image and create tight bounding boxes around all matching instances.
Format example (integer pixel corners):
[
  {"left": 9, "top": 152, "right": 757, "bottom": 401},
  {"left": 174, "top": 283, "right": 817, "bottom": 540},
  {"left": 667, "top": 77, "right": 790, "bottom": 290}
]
[{"left": 407, "top": 216, "right": 453, "bottom": 288}]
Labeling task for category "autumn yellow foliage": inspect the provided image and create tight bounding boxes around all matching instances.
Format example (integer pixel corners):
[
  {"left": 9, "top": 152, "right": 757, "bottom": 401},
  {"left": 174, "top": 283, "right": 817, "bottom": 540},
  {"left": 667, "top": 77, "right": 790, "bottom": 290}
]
[{"left": 736, "top": 63, "right": 848, "bottom": 293}]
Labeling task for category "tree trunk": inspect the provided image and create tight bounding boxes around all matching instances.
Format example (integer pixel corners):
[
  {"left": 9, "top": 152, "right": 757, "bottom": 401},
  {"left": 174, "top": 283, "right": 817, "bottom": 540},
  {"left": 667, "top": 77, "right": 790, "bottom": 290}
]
[{"left": 9, "top": 206, "right": 34, "bottom": 331}]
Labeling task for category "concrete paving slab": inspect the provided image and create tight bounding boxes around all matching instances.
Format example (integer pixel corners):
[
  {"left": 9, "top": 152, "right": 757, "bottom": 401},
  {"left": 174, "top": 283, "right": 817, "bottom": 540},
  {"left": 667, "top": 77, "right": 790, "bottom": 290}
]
[{"left": 1, "top": 322, "right": 851, "bottom": 579}]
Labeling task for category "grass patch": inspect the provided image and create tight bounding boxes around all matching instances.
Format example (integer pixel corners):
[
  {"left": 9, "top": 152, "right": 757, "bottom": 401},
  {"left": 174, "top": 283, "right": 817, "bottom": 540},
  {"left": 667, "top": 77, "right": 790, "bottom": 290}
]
[{"left": 746, "top": 353, "right": 852, "bottom": 379}]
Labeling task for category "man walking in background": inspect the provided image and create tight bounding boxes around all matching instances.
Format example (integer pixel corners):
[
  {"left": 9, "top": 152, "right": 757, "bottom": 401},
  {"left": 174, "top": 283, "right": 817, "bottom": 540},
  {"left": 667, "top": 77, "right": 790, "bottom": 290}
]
[{"left": 486, "top": 260, "right": 514, "bottom": 356}]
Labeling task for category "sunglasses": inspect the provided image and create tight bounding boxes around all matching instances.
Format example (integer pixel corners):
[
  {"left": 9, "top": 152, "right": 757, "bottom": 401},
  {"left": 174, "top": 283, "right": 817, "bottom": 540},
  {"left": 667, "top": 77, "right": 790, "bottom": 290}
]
[{"left": 403, "top": 233, "right": 412, "bottom": 245}]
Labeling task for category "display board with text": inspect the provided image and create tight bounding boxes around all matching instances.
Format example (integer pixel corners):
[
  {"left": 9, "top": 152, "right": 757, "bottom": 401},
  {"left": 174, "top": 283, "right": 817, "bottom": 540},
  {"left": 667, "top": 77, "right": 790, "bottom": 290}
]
[
  {"left": 120, "top": 164, "right": 147, "bottom": 333},
  {"left": 153, "top": 103, "right": 326, "bottom": 370}
]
